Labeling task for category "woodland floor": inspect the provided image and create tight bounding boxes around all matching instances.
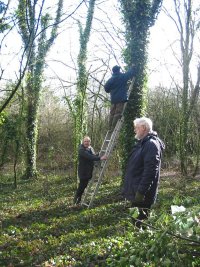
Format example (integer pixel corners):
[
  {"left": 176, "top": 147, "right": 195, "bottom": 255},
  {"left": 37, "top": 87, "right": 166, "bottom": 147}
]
[{"left": 0, "top": 168, "right": 199, "bottom": 267}]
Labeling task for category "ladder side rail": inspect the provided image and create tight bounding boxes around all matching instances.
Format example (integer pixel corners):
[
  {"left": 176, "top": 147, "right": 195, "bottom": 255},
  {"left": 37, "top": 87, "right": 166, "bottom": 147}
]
[
  {"left": 107, "top": 118, "right": 122, "bottom": 149},
  {"left": 87, "top": 157, "right": 111, "bottom": 208},
  {"left": 81, "top": 119, "right": 124, "bottom": 207},
  {"left": 82, "top": 132, "right": 118, "bottom": 206},
  {"left": 99, "top": 132, "right": 110, "bottom": 154},
  {"left": 80, "top": 132, "right": 114, "bottom": 205},
  {"left": 81, "top": 129, "right": 116, "bottom": 204},
  {"left": 81, "top": 168, "right": 100, "bottom": 204},
  {"left": 120, "top": 77, "right": 135, "bottom": 116},
  {"left": 99, "top": 127, "right": 114, "bottom": 154},
  {"left": 87, "top": 138, "right": 120, "bottom": 208},
  {"left": 85, "top": 77, "right": 135, "bottom": 207},
  {"left": 87, "top": 128, "right": 114, "bottom": 186},
  {"left": 91, "top": 132, "right": 110, "bottom": 172},
  {"left": 105, "top": 119, "right": 123, "bottom": 154},
  {"left": 86, "top": 120, "right": 124, "bottom": 207},
  {"left": 82, "top": 135, "right": 117, "bottom": 206}
]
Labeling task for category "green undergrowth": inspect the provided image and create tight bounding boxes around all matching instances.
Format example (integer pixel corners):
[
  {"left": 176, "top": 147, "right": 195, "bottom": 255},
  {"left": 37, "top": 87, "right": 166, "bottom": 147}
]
[{"left": 0, "top": 172, "right": 199, "bottom": 267}]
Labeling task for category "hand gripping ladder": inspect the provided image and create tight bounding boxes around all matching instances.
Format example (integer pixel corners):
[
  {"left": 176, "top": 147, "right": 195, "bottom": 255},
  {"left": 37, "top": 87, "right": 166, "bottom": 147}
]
[{"left": 81, "top": 78, "right": 135, "bottom": 208}]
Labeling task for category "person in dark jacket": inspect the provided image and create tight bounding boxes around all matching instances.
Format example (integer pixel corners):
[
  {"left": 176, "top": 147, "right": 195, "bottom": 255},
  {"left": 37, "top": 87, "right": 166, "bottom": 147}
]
[
  {"left": 104, "top": 65, "right": 136, "bottom": 131},
  {"left": 74, "top": 136, "right": 107, "bottom": 205},
  {"left": 123, "top": 117, "right": 165, "bottom": 227}
]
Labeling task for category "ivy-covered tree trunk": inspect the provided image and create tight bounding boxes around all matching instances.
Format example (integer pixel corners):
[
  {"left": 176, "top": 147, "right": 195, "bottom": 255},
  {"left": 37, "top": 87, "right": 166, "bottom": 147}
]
[
  {"left": 17, "top": 0, "right": 63, "bottom": 179},
  {"left": 72, "top": 0, "right": 96, "bottom": 179},
  {"left": 119, "top": 0, "right": 163, "bottom": 175},
  {"left": 25, "top": 73, "right": 40, "bottom": 178}
]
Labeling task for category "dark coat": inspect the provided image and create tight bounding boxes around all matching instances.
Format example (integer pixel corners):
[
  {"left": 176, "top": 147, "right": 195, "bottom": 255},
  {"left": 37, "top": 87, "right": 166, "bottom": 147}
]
[
  {"left": 104, "top": 67, "right": 136, "bottom": 104},
  {"left": 78, "top": 144, "right": 100, "bottom": 180},
  {"left": 123, "top": 132, "right": 165, "bottom": 205}
]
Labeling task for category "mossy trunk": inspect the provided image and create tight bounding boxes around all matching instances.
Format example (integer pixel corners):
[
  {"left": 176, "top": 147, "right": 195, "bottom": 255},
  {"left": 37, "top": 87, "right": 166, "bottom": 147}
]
[
  {"left": 17, "top": 0, "right": 63, "bottom": 179},
  {"left": 72, "top": 0, "right": 96, "bottom": 180},
  {"left": 119, "top": 0, "right": 163, "bottom": 177},
  {"left": 24, "top": 75, "right": 40, "bottom": 179}
]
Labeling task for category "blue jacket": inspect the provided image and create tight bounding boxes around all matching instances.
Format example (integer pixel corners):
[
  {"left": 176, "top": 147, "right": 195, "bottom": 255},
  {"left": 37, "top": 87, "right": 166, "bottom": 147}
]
[
  {"left": 123, "top": 132, "right": 165, "bottom": 205},
  {"left": 104, "top": 67, "right": 135, "bottom": 104}
]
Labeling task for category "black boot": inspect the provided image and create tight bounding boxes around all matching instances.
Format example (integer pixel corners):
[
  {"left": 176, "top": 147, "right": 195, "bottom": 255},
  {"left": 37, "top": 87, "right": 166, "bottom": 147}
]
[
  {"left": 135, "top": 208, "right": 149, "bottom": 229},
  {"left": 73, "top": 194, "right": 81, "bottom": 205}
]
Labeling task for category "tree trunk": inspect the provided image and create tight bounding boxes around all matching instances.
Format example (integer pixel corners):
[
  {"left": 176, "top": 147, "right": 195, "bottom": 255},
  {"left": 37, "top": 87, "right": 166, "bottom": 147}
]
[
  {"left": 119, "top": 0, "right": 163, "bottom": 176},
  {"left": 71, "top": 0, "right": 96, "bottom": 180},
  {"left": 25, "top": 82, "right": 39, "bottom": 178},
  {"left": 18, "top": 0, "right": 63, "bottom": 179}
]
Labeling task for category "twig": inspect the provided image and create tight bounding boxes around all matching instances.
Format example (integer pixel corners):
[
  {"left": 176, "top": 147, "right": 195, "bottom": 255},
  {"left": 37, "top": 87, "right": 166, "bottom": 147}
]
[{"left": 130, "top": 216, "right": 200, "bottom": 245}]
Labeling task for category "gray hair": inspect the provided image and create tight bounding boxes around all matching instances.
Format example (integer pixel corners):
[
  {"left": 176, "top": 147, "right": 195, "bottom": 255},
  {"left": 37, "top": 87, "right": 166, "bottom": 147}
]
[
  {"left": 82, "top": 136, "right": 91, "bottom": 143},
  {"left": 133, "top": 117, "right": 153, "bottom": 132}
]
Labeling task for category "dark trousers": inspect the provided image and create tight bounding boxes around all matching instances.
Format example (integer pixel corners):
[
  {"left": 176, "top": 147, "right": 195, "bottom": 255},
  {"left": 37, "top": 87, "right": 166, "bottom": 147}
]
[
  {"left": 109, "top": 102, "right": 125, "bottom": 131},
  {"left": 74, "top": 178, "right": 91, "bottom": 204},
  {"left": 76, "top": 179, "right": 90, "bottom": 198}
]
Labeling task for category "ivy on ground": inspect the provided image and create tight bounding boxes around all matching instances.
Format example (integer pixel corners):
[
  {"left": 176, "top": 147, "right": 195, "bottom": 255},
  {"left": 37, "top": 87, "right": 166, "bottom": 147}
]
[{"left": 0, "top": 172, "right": 199, "bottom": 266}]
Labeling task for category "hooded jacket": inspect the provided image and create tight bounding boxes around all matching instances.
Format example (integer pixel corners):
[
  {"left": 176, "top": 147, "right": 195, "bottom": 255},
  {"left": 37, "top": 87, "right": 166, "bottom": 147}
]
[{"left": 123, "top": 132, "right": 165, "bottom": 205}]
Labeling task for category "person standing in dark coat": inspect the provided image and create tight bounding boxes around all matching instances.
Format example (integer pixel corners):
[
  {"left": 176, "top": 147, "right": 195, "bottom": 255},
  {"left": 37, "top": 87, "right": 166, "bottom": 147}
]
[
  {"left": 123, "top": 117, "right": 165, "bottom": 226},
  {"left": 74, "top": 136, "right": 107, "bottom": 205},
  {"left": 104, "top": 65, "right": 136, "bottom": 131}
]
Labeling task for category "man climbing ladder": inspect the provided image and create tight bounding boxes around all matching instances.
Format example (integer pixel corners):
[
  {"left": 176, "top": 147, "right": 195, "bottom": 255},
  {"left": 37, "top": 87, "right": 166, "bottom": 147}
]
[{"left": 104, "top": 64, "right": 136, "bottom": 131}]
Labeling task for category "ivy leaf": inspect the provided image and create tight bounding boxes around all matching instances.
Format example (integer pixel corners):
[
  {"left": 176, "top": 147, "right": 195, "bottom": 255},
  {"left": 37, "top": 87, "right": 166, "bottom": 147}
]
[{"left": 129, "top": 207, "right": 139, "bottom": 218}]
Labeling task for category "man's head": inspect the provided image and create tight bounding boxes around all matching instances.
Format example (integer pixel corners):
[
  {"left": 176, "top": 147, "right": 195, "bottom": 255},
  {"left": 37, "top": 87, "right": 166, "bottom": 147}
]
[
  {"left": 82, "top": 136, "right": 91, "bottom": 148},
  {"left": 112, "top": 65, "right": 121, "bottom": 74},
  {"left": 133, "top": 117, "right": 153, "bottom": 140}
]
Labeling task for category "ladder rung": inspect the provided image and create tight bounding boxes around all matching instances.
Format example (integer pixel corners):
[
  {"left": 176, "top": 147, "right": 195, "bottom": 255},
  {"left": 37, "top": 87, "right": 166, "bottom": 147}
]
[
  {"left": 81, "top": 202, "right": 90, "bottom": 207},
  {"left": 86, "top": 192, "right": 95, "bottom": 197}
]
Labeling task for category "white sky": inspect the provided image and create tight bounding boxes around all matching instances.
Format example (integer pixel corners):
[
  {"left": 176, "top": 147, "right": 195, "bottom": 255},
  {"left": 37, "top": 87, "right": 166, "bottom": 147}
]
[
  {"left": 44, "top": 0, "right": 200, "bottom": 92},
  {"left": 148, "top": 0, "right": 200, "bottom": 88},
  {"left": 0, "top": 0, "right": 199, "bottom": 95}
]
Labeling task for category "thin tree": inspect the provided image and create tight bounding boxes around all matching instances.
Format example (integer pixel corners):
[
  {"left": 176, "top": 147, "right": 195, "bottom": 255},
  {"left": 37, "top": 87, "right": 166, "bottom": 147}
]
[
  {"left": 0, "top": 0, "right": 29, "bottom": 114},
  {"left": 64, "top": 0, "right": 96, "bottom": 179},
  {"left": 164, "top": 0, "right": 200, "bottom": 176},
  {"left": 17, "top": 0, "right": 63, "bottom": 179}
]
